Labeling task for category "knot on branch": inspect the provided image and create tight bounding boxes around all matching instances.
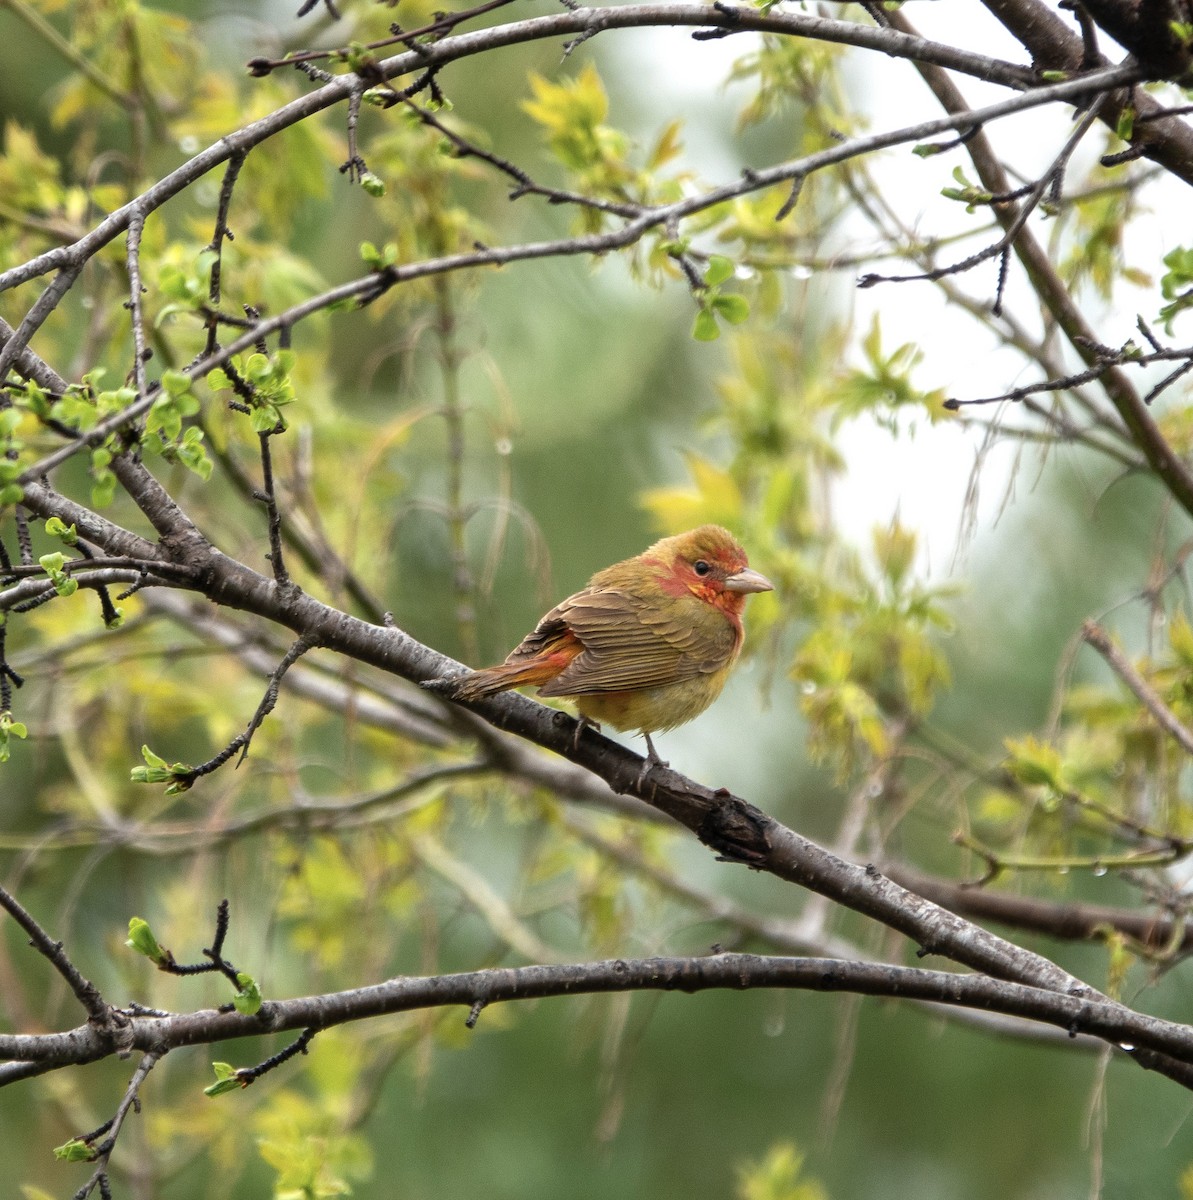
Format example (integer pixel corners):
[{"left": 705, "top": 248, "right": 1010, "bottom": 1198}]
[
  {"left": 698, "top": 790, "right": 771, "bottom": 866},
  {"left": 90, "top": 1004, "right": 135, "bottom": 1058}
]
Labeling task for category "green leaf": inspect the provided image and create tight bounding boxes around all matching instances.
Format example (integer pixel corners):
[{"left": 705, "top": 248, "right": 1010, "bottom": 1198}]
[
  {"left": 736, "top": 1141, "right": 828, "bottom": 1200},
  {"left": 233, "top": 972, "right": 263, "bottom": 1015},
  {"left": 692, "top": 308, "right": 721, "bottom": 341},
  {"left": 130, "top": 744, "right": 192, "bottom": 788},
  {"left": 251, "top": 405, "right": 283, "bottom": 433},
  {"left": 359, "top": 241, "right": 397, "bottom": 270},
  {"left": 711, "top": 293, "right": 750, "bottom": 325},
  {"left": 204, "top": 1078, "right": 244, "bottom": 1097},
  {"left": 704, "top": 254, "right": 736, "bottom": 287},
  {"left": 90, "top": 446, "right": 117, "bottom": 508},
  {"left": 1171, "top": 612, "right": 1193, "bottom": 667},
  {"left": 38, "top": 552, "right": 78, "bottom": 597},
  {"left": 44, "top": 518, "right": 78, "bottom": 545},
  {"left": 1004, "top": 735, "right": 1064, "bottom": 790},
  {"left": 140, "top": 744, "right": 167, "bottom": 770},
  {"left": 1160, "top": 246, "right": 1193, "bottom": 330},
  {"left": 205, "top": 1061, "right": 246, "bottom": 1097},
  {"left": 873, "top": 520, "right": 917, "bottom": 589},
  {"left": 161, "top": 369, "right": 192, "bottom": 397},
  {"left": 177, "top": 428, "right": 214, "bottom": 480},
  {"left": 53, "top": 1139, "right": 93, "bottom": 1163},
  {"left": 0, "top": 711, "right": 28, "bottom": 764},
  {"left": 125, "top": 917, "right": 168, "bottom": 965},
  {"left": 359, "top": 171, "right": 386, "bottom": 197}
]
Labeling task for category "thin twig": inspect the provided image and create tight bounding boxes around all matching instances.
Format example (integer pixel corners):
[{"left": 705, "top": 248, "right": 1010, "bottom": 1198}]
[
  {"left": 858, "top": 95, "right": 1109, "bottom": 302},
  {"left": 204, "top": 151, "right": 247, "bottom": 358},
  {"left": 1082, "top": 620, "right": 1193, "bottom": 759},
  {"left": 233, "top": 1027, "right": 317, "bottom": 1085},
  {"left": 175, "top": 633, "right": 317, "bottom": 784},
  {"left": 70, "top": 1050, "right": 162, "bottom": 1199},
  {"left": 256, "top": 431, "right": 292, "bottom": 590},
  {"left": 124, "top": 214, "right": 149, "bottom": 401},
  {"left": 10, "top": 65, "right": 1140, "bottom": 487},
  {"left": 0, "top": 885, "right": 108, "bottom": 1022}
]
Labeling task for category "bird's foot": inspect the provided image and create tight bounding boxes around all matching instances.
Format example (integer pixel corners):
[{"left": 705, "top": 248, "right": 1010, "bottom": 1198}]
[
  {"left": 635, "top": 733, "right": 669, "bottom": 789},
  {"left": 572, "top": 713, "right": 600, "bottom": 753}
]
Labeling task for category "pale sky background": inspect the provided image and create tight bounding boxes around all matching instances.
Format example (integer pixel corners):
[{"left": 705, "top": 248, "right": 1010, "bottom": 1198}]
[{"left": 623, "top": 4, "right": 1171, "bottom": 579}]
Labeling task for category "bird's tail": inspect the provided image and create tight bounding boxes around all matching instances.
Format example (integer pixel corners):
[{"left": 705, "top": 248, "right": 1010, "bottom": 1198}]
[{"left": 428, "top": 660, "right": 557, "bottom": 702}]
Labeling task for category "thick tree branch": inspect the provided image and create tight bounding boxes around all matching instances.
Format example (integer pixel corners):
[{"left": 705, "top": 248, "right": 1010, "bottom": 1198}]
[
  {"left": 884, "top": 864, "right": 1193, "bottom": 954},
  {"left": 981, "top": 0, "right": 1193, "bottom": 184},
  {"left": 13, "top": 464, "right": 1193, "bottom": 1087},
  {"left": 880, "top": 6, "right": 1193, "bottom": 519},
  {"left": 0, "top": 953, "right": 1189, "bottom": 1080}
]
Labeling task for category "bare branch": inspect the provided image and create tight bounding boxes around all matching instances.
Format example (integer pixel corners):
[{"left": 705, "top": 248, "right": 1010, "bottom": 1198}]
[
  {"left": 885, "top": 863, "right": 1193, "bottom": 955},
  {"left": 6, "top": 66, "right": 1138, "bottom": 489},
  {"left": 69, "top": 1050, "right": 163, "bottom": 1199},
  {"left": 0, "top": 885, "right": 109, "bottom": 1023},
  {"left": 1082, "top": 620, "right": 1193, "bottom": 759},
  {"left": 0, "top": 8, "right": 1118, "bottom": 303},
  {"left": 2, "top": 954, "right": 1192, "bottom": 1082}
]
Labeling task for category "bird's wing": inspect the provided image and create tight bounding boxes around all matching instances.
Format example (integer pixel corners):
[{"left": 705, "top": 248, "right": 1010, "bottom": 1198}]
[{"left": 532, "top": 587, "right": 736, "bottom": 696}]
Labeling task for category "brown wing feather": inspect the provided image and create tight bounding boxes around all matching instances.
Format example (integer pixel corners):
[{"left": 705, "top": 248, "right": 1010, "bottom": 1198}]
[
  {"left": 501, "top": 611, "right": 576, "bottom": 665},
  {"left": 535, "top": 587, "right": 737, "bottom": 697}
]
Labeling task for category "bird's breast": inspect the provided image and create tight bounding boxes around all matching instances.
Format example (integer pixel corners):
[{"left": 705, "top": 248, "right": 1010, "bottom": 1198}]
[{"left": 573, "top": 665, "right": 735, "bottom": 735}]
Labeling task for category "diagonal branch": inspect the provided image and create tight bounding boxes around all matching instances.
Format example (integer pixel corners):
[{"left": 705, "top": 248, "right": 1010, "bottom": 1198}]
[
  {"left": 884, "top": 863, "right": 1193, "bottom": 954},
  {"left": 0, "top": 885, "right": 108, "bottom": 1023},
  {"left": 13, "top": 469, "right": 1193, "bottom": 1087},
  {"left": 879, "top": 4, "right": 1193, "bottom": 521},
  {"left": 69, "top": 1050, "right": 163, "bottom": 1198},
  {"left": 981, "top": 0, "right": 1193, "bottom": 185},
  {"left": 1082, "top": 619, "right": 1193, "bottom": 759}
]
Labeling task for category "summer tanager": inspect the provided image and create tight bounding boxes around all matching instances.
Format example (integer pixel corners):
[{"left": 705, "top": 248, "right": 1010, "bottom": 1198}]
[{"left": 434, "top": 525, "right": 773, "bottom": 766}]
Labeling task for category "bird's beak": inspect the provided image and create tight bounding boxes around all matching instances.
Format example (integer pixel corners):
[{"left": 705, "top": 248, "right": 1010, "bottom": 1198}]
[{"left": 724, "top": 567, "right": 774, "bottom": 594}]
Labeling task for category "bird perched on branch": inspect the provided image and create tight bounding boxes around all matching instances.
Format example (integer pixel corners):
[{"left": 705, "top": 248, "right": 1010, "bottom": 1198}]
[{"left": 430, "top": 525, "right": 773, "bottom": 770}]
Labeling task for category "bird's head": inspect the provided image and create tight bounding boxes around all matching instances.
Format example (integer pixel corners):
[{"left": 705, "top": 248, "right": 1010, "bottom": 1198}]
[{"left": 644, "top": 525, "right": 773, "bottom": 617}]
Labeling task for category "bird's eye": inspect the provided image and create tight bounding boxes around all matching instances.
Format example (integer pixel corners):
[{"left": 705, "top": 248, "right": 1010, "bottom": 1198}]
[{"left": 693, "top": 560, "right": 711, "bottom": 576}]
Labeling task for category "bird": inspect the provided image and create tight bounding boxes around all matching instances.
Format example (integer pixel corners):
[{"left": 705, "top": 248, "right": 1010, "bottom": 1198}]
[{"left": 430, "top": 525, "right": 773, "bottom": 772}]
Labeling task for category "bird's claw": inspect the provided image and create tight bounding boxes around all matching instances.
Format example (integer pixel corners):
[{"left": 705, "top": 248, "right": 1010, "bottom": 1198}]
[
  {"left": 635, "top": 761, "right": 660, "bottom": 789},
  {"left": 635, "top": 733, "right": 669, "bottom": 789},
  {"left": 572, "top": 714, "right": 600, "bottom": 753}
]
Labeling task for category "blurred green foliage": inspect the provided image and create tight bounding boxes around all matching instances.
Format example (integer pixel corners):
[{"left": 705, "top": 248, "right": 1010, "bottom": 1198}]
[{"left": 4, "top": 1, "right": 1193, "bottom": 1198}]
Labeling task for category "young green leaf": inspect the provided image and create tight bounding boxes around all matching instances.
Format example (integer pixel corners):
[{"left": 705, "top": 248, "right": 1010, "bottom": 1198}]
[
  {"left": 205, "top": 1061, "right": 246, "bottom": 1097},
  {"left": 233, "top": 973, "right": 263, "bottom": 1015},
  {"left": 125, "top": 916, "right": 169, "bottom": 966},
  {"left": 692, "top": 308, "right": 722, "bottom": 342}
]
